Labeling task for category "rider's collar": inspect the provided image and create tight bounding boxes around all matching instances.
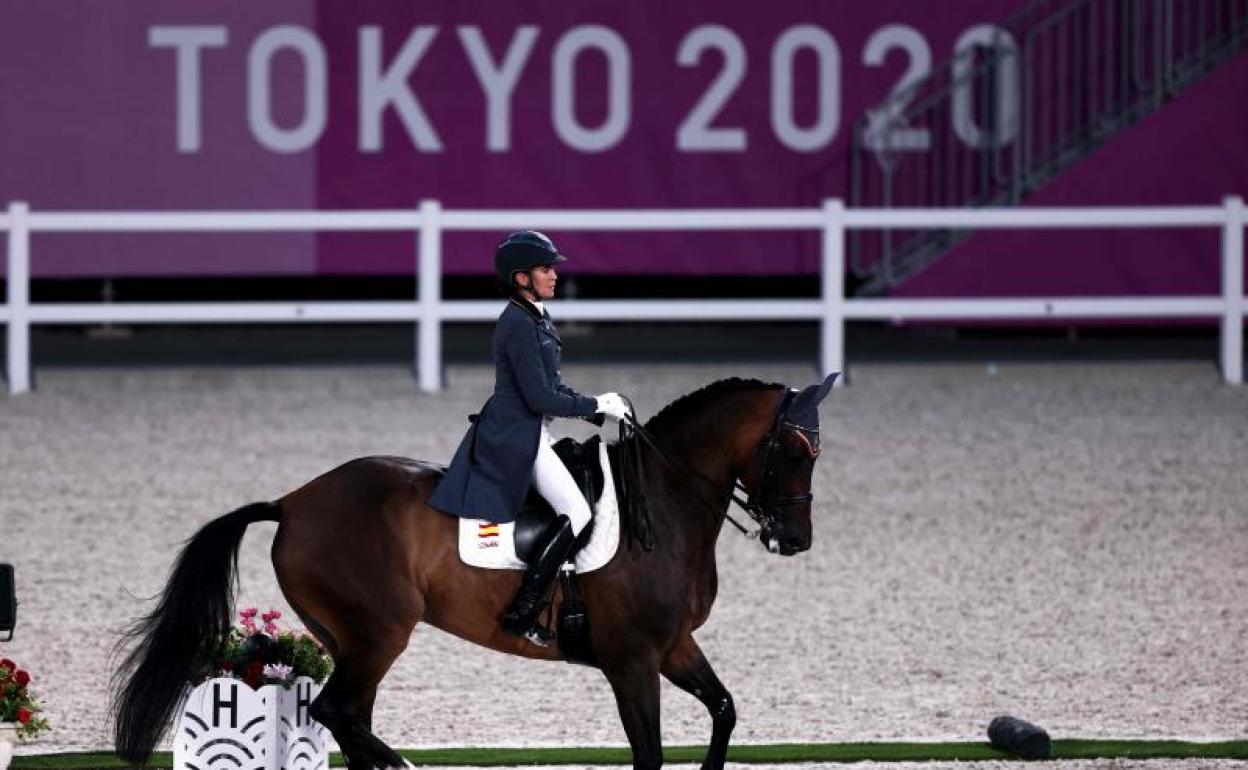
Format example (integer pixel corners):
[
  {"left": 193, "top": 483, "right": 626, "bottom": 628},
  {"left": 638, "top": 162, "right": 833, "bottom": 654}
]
[{"left": 509, "top": 296, "right": 545, "bottom": 322}]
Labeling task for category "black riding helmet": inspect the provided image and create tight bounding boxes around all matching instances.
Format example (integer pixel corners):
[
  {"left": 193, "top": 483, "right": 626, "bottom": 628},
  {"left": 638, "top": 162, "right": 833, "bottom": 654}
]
[{"left": 494, "top": 230, "right": 566, "bottom": 292}]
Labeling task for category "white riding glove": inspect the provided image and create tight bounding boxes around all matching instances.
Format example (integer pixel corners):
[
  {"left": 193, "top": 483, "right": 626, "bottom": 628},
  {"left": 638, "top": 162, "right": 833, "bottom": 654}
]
[{"left": 595, "top": 392, "right": 631, "bottom": 421}]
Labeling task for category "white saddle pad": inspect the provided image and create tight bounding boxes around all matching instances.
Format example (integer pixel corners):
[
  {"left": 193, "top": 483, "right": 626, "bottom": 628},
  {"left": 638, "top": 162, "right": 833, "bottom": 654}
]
[{"left": 457, "top": 440, "right": 620, "bottom": 573}]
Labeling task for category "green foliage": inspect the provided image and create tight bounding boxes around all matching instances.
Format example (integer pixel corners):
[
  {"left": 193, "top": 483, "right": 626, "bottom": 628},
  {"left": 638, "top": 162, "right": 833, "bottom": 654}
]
[
  {"left": 274, "top": 631, "right": 334, "bottom": 684},
  {"left": 202, "top": 608, "right": 332, "bottom": 689}
]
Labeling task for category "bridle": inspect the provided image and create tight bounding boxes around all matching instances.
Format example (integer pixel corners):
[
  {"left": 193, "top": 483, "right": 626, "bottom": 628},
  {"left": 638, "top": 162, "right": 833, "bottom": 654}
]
[
  {"left": 619, "top": 389, "right": 820, "bottom": 545},
  {"left": 738, "top": 389, "right": 821, "bottom": 541}
]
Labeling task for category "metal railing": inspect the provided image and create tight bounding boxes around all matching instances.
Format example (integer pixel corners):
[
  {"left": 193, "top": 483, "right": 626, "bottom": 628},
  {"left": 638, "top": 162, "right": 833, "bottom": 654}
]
[
  {"left": 2, "top": 198, "right": 1244, "bottom": 394},
  {"left": 849, "top": 0, "right": 1248, "bottom": 293}
]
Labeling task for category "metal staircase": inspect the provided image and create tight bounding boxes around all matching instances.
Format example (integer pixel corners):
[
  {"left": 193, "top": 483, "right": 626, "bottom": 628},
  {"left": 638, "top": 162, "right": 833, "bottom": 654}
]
[{"left": 848, "top": 0, "right": 1248, "bottom": 294}]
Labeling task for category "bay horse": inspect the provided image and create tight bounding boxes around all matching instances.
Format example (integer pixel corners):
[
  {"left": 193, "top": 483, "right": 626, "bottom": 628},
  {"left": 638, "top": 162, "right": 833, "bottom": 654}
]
[{"left": 113, "top": 374, "right": 836, "bottom": 770}]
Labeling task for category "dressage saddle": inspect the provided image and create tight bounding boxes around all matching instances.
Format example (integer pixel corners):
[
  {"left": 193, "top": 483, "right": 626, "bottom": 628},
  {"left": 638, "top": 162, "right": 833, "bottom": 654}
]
[{"left": 513, "top": 435, "right": 604, "bottom": 564}]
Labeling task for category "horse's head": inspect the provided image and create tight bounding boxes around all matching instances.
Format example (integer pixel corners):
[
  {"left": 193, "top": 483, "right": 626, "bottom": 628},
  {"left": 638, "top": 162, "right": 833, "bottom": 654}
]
[{"left": 739, "top": 373, "right": 837, "bottom": 556}]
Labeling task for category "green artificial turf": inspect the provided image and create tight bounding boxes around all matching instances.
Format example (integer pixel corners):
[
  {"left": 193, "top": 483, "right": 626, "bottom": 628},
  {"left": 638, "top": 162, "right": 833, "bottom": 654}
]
[{"left": 12, "top": 738, "right": 1247, "bottom": 768}]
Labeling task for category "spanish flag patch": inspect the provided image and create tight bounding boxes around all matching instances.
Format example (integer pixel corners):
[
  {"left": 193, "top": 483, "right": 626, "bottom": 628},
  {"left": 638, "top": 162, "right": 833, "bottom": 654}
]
[{"left": 478, "top": 523, "right": 500, "bottom": 538}]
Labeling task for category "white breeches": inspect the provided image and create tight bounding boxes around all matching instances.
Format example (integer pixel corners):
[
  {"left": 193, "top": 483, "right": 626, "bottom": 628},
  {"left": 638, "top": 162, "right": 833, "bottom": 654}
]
[{"left": 532, "top": 423, "right": 592, "bottom": 535}]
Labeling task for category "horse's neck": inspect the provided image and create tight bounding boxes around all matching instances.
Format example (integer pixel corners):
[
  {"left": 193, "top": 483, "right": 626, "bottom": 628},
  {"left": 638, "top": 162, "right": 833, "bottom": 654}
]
[
  {"left": 643, "top": 390, "right": 777, "bottom": 544},
  {"left": 666, "top": 390, "right": 775, "bottom": 482}
]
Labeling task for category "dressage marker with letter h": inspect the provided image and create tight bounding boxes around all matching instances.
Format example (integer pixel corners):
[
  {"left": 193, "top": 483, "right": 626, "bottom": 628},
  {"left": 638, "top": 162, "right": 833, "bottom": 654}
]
[{"left": 174, "top": 678, "right": 328, "bottom": 770}]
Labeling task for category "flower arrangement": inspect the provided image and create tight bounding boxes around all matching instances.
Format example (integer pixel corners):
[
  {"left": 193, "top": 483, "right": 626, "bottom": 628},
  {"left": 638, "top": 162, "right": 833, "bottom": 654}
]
[
  {"left": 207, "top": 608, "right": 332, "bottom": 689},
  {"left": 0, "top": 659, "right": 49, "bottom": 741}
]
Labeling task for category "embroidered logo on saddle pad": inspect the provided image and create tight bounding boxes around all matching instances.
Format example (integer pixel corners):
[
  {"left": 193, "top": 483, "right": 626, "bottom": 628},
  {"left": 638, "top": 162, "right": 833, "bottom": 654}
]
[
  {"left": 477, "top": 522, "right": 500, "bottom": 547},
  {"left": 457, "top": 441, "right": 619, "bottom": 573}
]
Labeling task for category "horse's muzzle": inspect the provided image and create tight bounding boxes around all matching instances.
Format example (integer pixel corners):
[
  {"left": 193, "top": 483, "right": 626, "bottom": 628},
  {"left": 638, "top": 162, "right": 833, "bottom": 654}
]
[{"left": 761, "top": 528, "right": 809, "bottom": 556}]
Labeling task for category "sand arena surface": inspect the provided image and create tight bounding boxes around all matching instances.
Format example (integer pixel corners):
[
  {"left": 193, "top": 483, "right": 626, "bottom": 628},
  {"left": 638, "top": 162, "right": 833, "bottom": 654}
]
[{"left": 1, "top": 362, "right": 1245, "bottom": 766}]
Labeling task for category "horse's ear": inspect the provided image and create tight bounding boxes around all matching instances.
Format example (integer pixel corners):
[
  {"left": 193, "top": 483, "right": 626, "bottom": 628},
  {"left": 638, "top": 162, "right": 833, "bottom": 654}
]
[{"left": 788, "top": 372, "right": 839, "bottom": 425}]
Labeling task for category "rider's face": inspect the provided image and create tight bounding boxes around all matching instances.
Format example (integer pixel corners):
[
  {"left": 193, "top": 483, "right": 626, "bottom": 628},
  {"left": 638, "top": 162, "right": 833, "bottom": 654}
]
[{"left": 518, "top": 265, "right": 558, "bottom": 300}]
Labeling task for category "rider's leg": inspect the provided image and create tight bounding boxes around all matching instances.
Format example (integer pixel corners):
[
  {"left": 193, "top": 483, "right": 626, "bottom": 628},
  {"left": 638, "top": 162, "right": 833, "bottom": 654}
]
[
  {"left": 501, "top": 424, "right": 591, "bottom": 640},
  {"left": 531, "top": 423, "right": 593, "bottom": 534}
]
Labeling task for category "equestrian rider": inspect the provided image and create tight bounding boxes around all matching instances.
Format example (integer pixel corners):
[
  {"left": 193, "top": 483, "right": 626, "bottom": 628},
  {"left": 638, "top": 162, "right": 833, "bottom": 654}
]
[{"left": 427, "top": 231, "right": 631, "bottom": 642}]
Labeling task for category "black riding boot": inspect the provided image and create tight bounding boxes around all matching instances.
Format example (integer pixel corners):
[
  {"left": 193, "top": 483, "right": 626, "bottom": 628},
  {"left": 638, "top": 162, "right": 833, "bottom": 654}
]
[{"left": 501, "top": 515, "right": 576, "bottom": 644}]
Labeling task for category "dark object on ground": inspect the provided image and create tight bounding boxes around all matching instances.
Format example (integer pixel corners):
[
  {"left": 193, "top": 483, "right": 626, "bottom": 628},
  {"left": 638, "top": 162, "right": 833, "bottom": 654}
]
[
  {"left": 989, "top": 715, "right": 1052, "bottom": 759},
  {"left": 0, "top": 563, "right": 14, "bottom": 641}
]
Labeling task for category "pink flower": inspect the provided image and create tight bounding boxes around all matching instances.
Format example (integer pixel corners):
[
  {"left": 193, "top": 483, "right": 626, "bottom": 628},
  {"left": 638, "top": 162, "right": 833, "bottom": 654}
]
[
  {"left": 261, "top": 609, "right": 281, "bottom": 623},
  {"left": 240, "top": 610, "right": 260, "bottom": 633},
  {"left": 263, "top": 622, "right": 277, "bottom": 635}
]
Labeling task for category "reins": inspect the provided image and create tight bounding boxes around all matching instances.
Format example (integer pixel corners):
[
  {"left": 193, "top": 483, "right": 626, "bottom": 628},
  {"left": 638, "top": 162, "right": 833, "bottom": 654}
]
[
  {"left": 618, "top": 415, "right": 755, "bottom": 539},
  {"left": 614, "top": 390, "right": 815, "bottom": 548}
]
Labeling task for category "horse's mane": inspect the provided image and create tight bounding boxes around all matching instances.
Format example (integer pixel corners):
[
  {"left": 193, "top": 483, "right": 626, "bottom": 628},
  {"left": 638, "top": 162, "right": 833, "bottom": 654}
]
[{"left": 645, "top": 377, "right": 784, "bottom": 434}]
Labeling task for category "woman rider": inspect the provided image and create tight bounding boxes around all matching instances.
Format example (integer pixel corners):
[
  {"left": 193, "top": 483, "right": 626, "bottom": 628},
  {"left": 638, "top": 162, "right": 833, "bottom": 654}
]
[{"left": 428, "top": 230, "right": 631, "bottom": 643}]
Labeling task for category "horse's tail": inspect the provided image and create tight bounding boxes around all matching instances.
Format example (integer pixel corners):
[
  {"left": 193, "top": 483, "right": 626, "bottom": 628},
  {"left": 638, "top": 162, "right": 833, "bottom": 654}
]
[{"left": 112, "top": 500, "right": 281, "bottom": 764}]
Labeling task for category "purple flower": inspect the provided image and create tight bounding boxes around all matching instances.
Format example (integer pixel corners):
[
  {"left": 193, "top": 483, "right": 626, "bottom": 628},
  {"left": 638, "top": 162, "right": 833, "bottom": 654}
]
[{"left": 263, "top": 663, "right": 293, "bottom": 683}]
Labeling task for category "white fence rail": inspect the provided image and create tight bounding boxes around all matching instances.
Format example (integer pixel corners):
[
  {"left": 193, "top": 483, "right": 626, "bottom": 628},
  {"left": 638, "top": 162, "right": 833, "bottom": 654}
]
[{"left": 3, "top": 197, "right": 1245, "bottom": 395}]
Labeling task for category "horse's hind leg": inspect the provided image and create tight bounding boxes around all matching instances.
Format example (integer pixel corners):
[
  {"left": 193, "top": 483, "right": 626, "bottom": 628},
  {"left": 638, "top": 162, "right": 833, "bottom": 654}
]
[
  {"left": 661, "top": 636, "right": 735, "bottom": 770},
  {"left": 311, "top": 626, "right": 412, "bottom": 770},
  {"left": 276, "top": 576, "right": 413, "bottom": 769}
]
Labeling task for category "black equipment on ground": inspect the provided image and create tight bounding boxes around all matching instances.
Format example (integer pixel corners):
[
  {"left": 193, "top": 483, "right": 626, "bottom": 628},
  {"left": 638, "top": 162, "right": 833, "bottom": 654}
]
[
  {"left": 988, "top": 715, "right": 1052, "bottom": 759},
  {"left": 0, "top": 563, "right": 15, "bottom": 641}
]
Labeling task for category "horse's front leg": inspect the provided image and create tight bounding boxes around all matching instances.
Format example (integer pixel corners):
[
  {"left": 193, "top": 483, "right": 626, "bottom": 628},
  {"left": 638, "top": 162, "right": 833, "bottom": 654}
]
[
  {"left": 661, "top": 635, "right": 735, "bottom": 770},
  {"left": 604, "top": 660, "right": 663, "bottom": 770}
]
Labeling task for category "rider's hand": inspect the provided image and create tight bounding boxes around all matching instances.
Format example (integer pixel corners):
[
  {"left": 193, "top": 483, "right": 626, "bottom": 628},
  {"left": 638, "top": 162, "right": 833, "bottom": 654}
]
[{"left": 595, "top": 392, "right": 631, "bottom": 421}]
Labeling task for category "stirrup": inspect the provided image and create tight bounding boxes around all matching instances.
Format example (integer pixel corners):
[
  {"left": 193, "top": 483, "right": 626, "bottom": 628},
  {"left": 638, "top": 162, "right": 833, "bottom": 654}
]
[
  {"left": 502, "top": 609, "right": 554, "bottom": 646},
  {"left": 502, "top": 591, "right": 556, "bottom": 644},
  {"left": 523, "top": 626, "right": 554, "bottom": 647}
]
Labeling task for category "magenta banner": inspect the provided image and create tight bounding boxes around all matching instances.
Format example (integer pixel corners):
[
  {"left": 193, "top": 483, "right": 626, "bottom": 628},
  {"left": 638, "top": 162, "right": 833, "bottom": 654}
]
[{"left": 1, "top": 1, "right": 1245, "bottom": 291}]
